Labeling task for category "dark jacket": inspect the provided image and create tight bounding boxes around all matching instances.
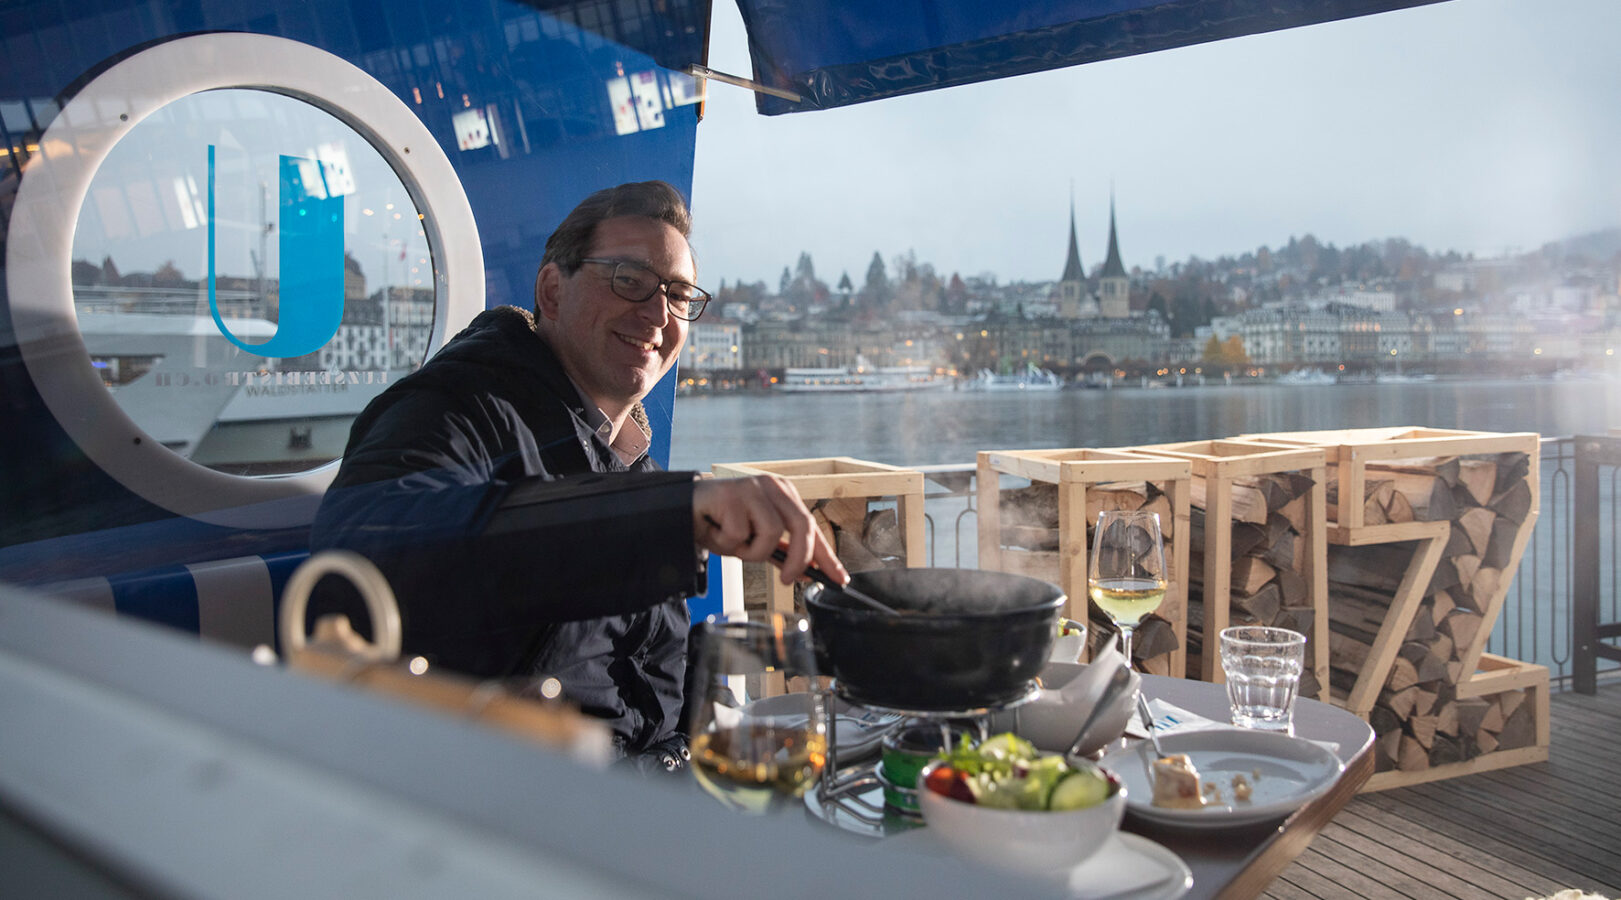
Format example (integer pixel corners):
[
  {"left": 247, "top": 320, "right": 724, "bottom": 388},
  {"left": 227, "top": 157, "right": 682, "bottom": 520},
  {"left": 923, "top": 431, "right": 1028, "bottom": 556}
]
[{"left": 311, "top": 306, "right": 703, "bottom": 761}]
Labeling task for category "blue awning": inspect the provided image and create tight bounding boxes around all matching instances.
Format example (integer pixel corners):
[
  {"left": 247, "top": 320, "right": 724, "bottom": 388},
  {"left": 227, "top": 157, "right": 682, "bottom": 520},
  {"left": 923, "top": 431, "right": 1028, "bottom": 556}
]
[{"left": 733, "top": 0, "right": 1450, "bottom": 115}]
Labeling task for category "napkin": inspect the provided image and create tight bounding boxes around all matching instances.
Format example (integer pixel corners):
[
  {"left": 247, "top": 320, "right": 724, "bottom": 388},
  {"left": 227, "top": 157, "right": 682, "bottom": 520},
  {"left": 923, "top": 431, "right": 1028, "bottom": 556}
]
[{"left": 1125, "top": 698, "right": 1339, "bottom": 754}]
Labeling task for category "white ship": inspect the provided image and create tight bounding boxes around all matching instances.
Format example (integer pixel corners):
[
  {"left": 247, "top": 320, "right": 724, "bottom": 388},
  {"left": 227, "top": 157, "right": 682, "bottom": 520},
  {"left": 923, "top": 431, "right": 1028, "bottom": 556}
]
[
  {"left": 776, "top": 357, "right": 948, "bottom": 393},
  {"left": 967, "top": 364, "right": 1064, "bottom": 392}
]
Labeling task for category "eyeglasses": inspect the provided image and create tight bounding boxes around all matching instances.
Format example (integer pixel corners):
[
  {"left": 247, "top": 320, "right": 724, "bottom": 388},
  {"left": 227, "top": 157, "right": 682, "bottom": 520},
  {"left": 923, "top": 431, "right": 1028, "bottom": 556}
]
[{"left": 580, "top": 257, "right": 710, "bottom": 321}]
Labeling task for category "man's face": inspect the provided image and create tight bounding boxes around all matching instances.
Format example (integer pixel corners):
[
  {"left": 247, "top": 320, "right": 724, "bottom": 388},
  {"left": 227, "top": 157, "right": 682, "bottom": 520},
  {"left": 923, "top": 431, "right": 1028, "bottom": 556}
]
[{"left": 537, "top": 216, "right": 692, "bottom": 416}]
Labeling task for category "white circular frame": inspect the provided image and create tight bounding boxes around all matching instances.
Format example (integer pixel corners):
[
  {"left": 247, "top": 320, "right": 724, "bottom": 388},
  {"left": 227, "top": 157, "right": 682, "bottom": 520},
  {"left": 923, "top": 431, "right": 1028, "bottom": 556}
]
[{"left": 7, "top": 33, "right": 483, "bottom": 527}]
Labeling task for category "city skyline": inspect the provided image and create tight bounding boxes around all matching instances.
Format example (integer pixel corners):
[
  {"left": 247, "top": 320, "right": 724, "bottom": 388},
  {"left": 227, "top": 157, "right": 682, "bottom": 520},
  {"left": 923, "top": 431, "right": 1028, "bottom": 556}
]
[{"left": 690, "top": 0, "right": 1621, "bottom": 290}]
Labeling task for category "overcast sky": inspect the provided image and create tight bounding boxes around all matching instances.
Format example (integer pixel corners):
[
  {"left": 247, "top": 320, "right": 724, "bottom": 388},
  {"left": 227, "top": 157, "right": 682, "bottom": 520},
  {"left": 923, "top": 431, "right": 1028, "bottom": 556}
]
[{"left": 689, "top": 0, "right": 1621, "bottom": 289}]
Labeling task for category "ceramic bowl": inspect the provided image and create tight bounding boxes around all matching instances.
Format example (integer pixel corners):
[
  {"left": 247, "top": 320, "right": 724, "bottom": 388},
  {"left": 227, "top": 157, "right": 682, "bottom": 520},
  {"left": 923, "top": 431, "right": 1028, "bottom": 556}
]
[
  {"left": 917, "top": 759, "right": 1126, "bottom": 873},
  {"left": 988, "top": 658, "right": 1141, "bottom": 756}
]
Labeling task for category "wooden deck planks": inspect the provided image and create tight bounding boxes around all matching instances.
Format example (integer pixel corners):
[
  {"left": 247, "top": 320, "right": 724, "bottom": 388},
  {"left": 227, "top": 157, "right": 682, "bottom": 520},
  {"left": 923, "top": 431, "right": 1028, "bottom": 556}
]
[{"left": 1264, "top": 683, "right": 1621, "bottom": 899}]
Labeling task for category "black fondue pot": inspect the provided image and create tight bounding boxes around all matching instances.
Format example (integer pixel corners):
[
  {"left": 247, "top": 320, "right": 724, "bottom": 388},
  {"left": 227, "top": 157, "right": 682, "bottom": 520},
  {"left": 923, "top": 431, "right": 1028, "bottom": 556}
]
[{"left": 804, "top": 567, "right": 1064, "bottom": 712}]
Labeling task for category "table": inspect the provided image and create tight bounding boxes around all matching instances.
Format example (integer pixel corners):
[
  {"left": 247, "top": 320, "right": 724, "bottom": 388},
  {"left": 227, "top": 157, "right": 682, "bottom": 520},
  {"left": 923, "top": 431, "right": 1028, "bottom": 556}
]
[
  {"left": 1127, "top": 674, "right": 1375, "bottom": 900},
  {"left": 809, "top": 672, "right": 1373, "bottom": 900}
]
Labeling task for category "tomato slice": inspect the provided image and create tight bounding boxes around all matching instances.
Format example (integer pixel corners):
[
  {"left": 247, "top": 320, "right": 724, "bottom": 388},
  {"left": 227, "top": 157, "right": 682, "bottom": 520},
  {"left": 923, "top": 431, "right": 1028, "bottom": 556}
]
[{"left": 924, "top": 765, "right": 976, "bottom": 804}]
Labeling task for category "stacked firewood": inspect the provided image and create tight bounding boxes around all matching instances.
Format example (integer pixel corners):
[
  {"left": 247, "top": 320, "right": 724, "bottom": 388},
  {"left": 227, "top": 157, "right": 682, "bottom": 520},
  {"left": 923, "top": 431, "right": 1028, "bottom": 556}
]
[
  {"left": 996, "top": 481, "right": 1181, "bottom": 673},
  {"left": 1323, "top": 452, "right": 1538, "bottom": 773},
  {"left": 742, "top": 497, "right": 906, "bottom": 613},
  {"left": 1183, "top": 471, "right": 1322, "bottom": 697}
]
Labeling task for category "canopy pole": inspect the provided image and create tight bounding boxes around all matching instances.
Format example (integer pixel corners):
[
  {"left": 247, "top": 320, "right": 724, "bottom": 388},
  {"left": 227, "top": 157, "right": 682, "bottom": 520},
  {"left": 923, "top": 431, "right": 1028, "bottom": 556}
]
[{"left": 684, "top": 64, "right": 801, "bottom": 103}]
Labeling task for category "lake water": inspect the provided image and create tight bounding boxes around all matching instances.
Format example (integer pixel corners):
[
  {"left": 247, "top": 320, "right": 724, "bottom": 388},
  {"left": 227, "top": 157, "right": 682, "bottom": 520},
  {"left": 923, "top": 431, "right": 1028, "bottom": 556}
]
[{"left": 668, "top": 376, "right": 1621, "bottom": 470}]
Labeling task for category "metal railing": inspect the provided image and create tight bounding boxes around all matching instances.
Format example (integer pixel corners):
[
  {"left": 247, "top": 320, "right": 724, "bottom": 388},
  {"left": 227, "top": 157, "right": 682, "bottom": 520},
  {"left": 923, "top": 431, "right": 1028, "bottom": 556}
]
[{"left": 906, "top": 438, "right": 1621, "bottom": 691}]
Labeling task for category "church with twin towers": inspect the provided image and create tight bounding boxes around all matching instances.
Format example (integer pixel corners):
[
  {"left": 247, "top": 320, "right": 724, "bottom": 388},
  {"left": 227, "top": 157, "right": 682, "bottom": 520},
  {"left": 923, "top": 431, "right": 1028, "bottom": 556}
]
[{"left": 1055, "top": 191, "right": 1131, "bottom": 320}]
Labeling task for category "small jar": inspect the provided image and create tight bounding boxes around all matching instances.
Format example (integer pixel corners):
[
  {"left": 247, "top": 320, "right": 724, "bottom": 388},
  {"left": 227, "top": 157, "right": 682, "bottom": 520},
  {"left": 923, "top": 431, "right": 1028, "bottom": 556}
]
[{"left": 878, "top": 721, "right": 975, "bottom": 815}]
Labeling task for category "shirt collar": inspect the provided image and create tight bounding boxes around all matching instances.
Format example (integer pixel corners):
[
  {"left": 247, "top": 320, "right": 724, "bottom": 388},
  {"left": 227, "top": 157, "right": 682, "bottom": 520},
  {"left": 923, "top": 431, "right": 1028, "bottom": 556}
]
[{"left": 573, "top": 385, "right": 651, "bottom": 465}]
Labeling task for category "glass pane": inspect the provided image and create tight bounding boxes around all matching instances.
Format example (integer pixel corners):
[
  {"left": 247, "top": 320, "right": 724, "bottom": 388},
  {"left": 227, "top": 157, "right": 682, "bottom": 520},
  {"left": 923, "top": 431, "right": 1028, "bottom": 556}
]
[{"left": 71, "top": 88, "right": 434, "bottom": 476}]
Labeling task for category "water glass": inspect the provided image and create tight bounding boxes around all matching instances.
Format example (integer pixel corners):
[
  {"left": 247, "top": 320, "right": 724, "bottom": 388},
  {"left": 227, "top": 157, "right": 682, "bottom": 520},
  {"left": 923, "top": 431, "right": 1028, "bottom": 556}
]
[{"left": 1219, "top": 626, "right": 1306, "bottom": 732}]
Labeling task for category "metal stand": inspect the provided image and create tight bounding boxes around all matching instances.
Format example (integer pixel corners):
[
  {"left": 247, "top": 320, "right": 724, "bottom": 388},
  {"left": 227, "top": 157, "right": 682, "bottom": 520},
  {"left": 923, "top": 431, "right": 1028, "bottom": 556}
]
[{"left": 805, "top": 680, "right": 1040, "bottom": 838}]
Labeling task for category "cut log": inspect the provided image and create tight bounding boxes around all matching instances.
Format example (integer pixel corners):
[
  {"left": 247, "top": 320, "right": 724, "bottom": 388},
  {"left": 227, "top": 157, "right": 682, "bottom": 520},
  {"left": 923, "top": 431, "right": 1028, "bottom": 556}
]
[
  {"left": 1229, "top": 522, "right": 1267, "bottom": 559},
  {"left": 1456, "top": 507, "right": 1496, "bottom": 556},
  {"left": 1497, "top": 697, "right": 1537, "bottom": 751},
  {"left": 1456, "top": 459, "right": 1499, "bottom": 506},
  {"left": 1429, "top": 733, "right": 1465, "bottom": 766},
  {"left": 1385, "top": 654, "right": 1420, "bottom": 693},
  {"left": 836, "top": 529, "right": 886, "bottom": 572},
  {"left": 1327, "top": 478, "right": 1394, "bottom": 525},
  {"left": 1489, "top": 479, "right": 1533, "bottom": 525},
  {"left": 1398, "top": 735, "right": 1430, "bottom": 772},
  {"left": 1453, "top": 554, "right": 1481, "bottom": 592},
  {"left": 1279, "top": 492, "right": 1308, "bottom": 534},
  {"left": 1429, "top": 556, "right": 1461, "bottom": 594},
  {"left": 1439, "top": 611, "right": 1483, "bottom": 657},
  {"left": 1430, "top": 589, "right": 1457, "bottom": 622},
  {"left": 1410, "top": 714, "right": 1439, "bottom": 749},
  {"left": 1455, "top": 698, "right": 1491, "bottom": 737},
  {"left": 1469, "top": 566, "right": 1501, "bottom": 611},
  {"left": 1272, "top": 605, "right": 1315, "bottom": 637},
  {"left": 1138, "top": 493, "right": 1174, "bottom": 539},
  {"left": 1412, "top": 686, "right": 1439, "bottom": 717},
  {"left": 863, "top": 507, "right": 906, "bottom": 557},
  {"left": 1383, "top": 489, "right": 1415, "bottom": 524},
  {"left": 1406, "top": 604, "right": 1437, "bottom": 643},
  {"left": 1480, "top": 699, "right": 1506, "bottom": 734},
  {"left": 1191, "top": 478, "right": 1269, "bottom": 525},
  {"left": 1131, "top": 614, "right": 1179, "bottom": 662},
  {"left": 1492, "top": 452, "right": 1531, "bottom": 494},
  {"left": 1399, "top": 641, "right": 1449, "bottom": 685},
  {"left": 1369, "top": 704, "right": 1403, "bottom": 736},
  {"left": 1387, "top": 471, "right": 1458, "bottom": 522},
  {"left": 1475, "top": 729, "right": 1500, "bottom": 755},
  {"left": 1381, "top": 685, "right": 1419, "bottom": 719},
  {"left": 1087, "top": 482, "right": 1150, "bottom": 524},
  {"left": 1274, "top": 567, "right": 1308, "bottom": 607},
  {"left": 1326, "top": 543, "right": 1415, "bottom": 593},
  {"left": 1376, "top": 729, "right": 1402, "bottom": 768},
  {"left": 1484, "top": 517, "right": 1520, "bottom": 570},
  {"left": 1444, "top": 523, "right": 1476, "bottom": 558},
  {"left": 817, "top": 497, "right": 870, "bottom": 534},
  {"left": 1259, "top": 525, "right": 1296, "bottom": 571},
  {"left": 1231, "top": 582, "right": 1283, "bottom": 625},
  {"left": 1231, "top": 556, "right": 1277, "bottom": 595}
]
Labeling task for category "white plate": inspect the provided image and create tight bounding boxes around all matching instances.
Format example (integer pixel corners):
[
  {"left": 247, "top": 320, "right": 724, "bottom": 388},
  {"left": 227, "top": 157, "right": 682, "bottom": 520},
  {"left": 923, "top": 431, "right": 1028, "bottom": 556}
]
[
  {"left": 740, "top": 694, "right": 901, "bottom": 760},
  {"left": 1098, "top": 729, "right": 1344, "bottom": 829},
  {"left": 882, "top": 828, "right": 1192, "bottom": 900}
]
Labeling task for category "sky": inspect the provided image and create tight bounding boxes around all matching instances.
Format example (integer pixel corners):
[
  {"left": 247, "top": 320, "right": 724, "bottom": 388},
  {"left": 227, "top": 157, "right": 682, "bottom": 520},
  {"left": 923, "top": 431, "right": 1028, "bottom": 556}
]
[{"left": 689, "top": 0, "right": 1621, "bottom": 289}]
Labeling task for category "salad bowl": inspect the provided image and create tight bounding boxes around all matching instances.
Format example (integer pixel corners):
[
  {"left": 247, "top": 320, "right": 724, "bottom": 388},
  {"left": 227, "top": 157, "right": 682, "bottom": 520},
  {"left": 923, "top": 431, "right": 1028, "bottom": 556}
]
[{"left": 917, "top": 740, "right": 1126, "bottom": 874}]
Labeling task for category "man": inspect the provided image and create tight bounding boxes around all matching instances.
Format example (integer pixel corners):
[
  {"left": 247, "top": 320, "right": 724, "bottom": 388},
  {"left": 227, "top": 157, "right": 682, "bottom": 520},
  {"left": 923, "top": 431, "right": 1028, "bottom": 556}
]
[{"left": 311, "top": 181, "right": 843, "bottom": 773}]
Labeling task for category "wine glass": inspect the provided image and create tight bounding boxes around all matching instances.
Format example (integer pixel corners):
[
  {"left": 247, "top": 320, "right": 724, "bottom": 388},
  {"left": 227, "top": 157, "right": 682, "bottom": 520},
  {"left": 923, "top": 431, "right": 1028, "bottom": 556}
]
[
  {"left": 685, "top": 611, "right": 827, "bottom": 814},
  {"left": 1088, "top": 510, "right": 1168, "bottom": 668}
]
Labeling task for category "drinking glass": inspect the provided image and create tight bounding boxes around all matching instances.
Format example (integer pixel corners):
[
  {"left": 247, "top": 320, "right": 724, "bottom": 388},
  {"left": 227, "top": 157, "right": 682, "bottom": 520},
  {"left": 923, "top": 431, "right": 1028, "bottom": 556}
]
[
  {"left": 1088, "top": 510, "right": 1169, "bottom": 668},
  {"left": 686, "top": 612, "right": 827, "bottom": 814},
  {"left": 1220, "top": 626, "right": 1307, "bottom": 732}
]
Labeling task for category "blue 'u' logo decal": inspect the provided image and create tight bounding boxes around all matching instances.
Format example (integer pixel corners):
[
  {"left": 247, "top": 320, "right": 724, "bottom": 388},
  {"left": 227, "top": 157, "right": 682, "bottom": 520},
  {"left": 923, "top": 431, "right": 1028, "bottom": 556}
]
[{"left": 207, "top": 144, "right": 345, "bottom": 358}]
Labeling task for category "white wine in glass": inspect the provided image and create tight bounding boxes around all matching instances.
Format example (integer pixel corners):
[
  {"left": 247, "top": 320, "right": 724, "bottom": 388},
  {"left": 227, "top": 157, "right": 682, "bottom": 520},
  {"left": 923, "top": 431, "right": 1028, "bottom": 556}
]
[
  {"left": 686, "top": 612, "right": 827, "bottom": 814},
  {"left": 1088, "top": 510, "right": 1168, "bottom": 667}
]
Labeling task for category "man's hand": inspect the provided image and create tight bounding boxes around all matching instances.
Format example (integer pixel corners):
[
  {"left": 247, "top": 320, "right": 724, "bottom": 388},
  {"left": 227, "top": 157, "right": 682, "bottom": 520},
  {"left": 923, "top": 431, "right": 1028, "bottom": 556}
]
[{"left": 693, "top": 475, "right": 849, "bottom": 587}]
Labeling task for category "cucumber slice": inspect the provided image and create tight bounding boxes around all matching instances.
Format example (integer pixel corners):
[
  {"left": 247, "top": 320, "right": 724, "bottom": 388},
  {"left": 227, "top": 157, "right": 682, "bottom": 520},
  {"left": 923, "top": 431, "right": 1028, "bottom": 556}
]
[{"left": 1048, "top": 770, "right": 1110, "bottom": 811}]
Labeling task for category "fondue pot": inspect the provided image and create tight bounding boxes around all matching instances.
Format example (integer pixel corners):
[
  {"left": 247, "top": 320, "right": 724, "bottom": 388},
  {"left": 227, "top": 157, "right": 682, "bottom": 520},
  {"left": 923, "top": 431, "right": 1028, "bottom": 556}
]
[{"left": 804, "top": 567, "right": 1064, "bottom": 712}]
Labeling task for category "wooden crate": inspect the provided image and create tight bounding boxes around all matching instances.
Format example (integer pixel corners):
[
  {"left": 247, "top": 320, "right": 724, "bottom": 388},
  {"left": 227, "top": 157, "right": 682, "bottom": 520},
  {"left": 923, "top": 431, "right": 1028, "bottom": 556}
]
[
  {"left": 1234, "top": 426, "right": 1547, "bottom": 785},
  {"left": 1364, "top": 653, "right": 1549, "bottom": 791},
  {"left": 710, "top": 457, "right": 926, "bottom": 617},
  {"left": 976, "top": 448, "right": 1192, "bottom": 676},
  {"left": 1125, "top": 440, "right": 1330, "bottom": 699}
]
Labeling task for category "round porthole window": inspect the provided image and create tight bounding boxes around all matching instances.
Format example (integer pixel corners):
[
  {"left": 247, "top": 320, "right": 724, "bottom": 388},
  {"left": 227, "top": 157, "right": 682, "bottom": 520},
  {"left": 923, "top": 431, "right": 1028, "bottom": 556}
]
[{"left": 7, "top": 34, "right": 483, "bottom": 526}]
